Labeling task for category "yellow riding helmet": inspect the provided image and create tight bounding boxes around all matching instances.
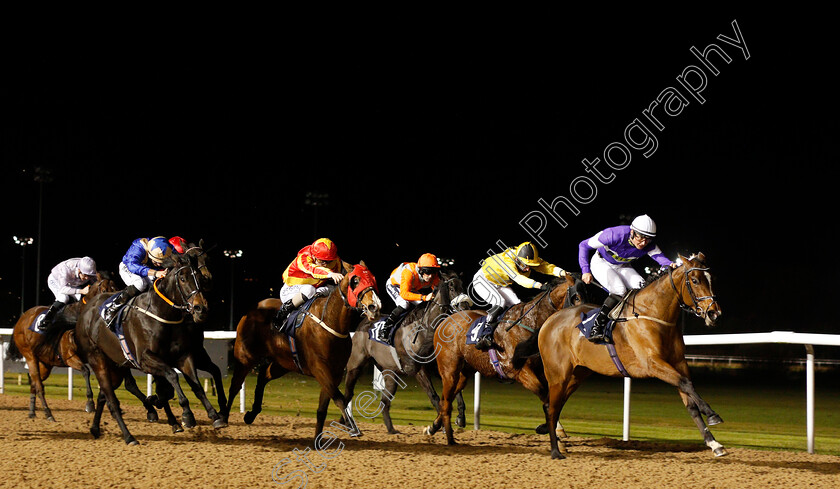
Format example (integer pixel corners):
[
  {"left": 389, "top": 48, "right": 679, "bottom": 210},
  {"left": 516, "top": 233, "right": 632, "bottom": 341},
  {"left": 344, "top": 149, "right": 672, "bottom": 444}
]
[{"left": 514, "top": 242, "right": 541, "bottom": 267}]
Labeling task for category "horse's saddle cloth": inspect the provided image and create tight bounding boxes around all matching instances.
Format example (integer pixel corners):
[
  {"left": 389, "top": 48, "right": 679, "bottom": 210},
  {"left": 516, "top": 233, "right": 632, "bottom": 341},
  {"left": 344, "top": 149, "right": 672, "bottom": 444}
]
[
  {"left": 465, "top": 307, "right": 512, "bottom": 345},
  {"left": 368, "top": 310, "right": 409, "bottom": 346},
  {"left": 576, "top": 308, "right": 616, "bottom": 344},
  {"left": 276, "top": 297, "right": 318, "bottom": 336},
  {"left": 28, "top": 311, "right": 48, "bottom": 334},
  {"left": 98, "top": 294, "right": 131, "bottom": 333}
]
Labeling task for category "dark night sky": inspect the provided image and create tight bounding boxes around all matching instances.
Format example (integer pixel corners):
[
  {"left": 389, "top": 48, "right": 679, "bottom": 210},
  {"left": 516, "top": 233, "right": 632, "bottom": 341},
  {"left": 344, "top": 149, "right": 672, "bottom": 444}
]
[{"left": 2, "top": 11, "right": 836, "bottom": 338}]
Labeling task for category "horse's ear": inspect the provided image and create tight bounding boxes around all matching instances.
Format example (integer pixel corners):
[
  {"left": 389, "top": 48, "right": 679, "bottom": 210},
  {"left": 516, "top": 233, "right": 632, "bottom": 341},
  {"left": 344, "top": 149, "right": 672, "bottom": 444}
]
[
  {"left": 199, "top": 238, "right": 205, "bottom": 249},
  {"left": 696, "top": 252, "right": 706, "bottom": 264},
  {"left": 359, "top": 259, "right": 367, "bottom": 268}
]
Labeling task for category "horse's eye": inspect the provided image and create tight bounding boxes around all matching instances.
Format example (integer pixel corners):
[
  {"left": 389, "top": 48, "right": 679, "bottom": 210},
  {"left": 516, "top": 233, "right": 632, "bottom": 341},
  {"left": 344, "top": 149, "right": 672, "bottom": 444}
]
[{"left": 691, "top": 278, "right": 699, "bottom": 285}]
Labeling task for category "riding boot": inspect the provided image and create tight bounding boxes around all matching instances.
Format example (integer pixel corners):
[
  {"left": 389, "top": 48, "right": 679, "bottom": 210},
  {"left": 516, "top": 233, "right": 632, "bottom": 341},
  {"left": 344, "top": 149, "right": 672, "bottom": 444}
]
[
  {"left": 589, "top": 294, "right": 621, "bottom": 343},
  {"left": 475, "top": 305, "right": 502, "bottom": 351},
  {"left": 271, "top": 300, "right": 296, "bottom": 331},
  {"left": 377, "top": 306, "right": 405, "bottom": 343},
  {"left": 102, "top": 285, "right": 139, "bottom": 328},
  {"left": 39, "top": 301, "right": 65, "bottom": 330}
]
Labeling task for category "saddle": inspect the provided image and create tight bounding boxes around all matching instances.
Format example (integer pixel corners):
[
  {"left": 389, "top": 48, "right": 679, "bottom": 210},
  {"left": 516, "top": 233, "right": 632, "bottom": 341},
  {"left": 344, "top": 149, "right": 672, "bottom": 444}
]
[{"left": 275, "top": 297, "right": 318, "bottom": 336}]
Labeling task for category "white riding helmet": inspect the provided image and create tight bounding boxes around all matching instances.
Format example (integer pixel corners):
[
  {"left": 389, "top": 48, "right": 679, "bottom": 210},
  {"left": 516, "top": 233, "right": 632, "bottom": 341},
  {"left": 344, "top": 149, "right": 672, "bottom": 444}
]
[
  {"left": 630, "top": 215, "right": 657, "bottom": 238},
  {"left": 79, "top": 256, "right": 97, "bottom": 277}
]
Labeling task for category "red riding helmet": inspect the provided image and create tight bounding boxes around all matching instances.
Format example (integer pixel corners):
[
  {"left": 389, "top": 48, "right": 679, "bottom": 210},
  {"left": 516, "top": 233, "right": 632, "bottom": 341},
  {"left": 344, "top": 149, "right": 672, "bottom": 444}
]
[{"left": 310, "top": 238, "right": 338, "bottom": 261}]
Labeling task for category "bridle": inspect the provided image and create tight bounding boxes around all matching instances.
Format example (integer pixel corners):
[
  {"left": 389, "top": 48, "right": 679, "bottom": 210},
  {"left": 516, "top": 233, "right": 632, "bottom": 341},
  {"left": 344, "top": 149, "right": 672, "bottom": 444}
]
[{"left": 669, "top": 263, "right": 718, "bottom": 319}]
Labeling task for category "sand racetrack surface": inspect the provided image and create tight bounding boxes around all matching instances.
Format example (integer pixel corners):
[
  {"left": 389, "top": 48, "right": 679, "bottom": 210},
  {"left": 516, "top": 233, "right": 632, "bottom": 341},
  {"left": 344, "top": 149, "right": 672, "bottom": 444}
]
[{"left": 1, "top": 394, "right": 838, "bottom": 489}]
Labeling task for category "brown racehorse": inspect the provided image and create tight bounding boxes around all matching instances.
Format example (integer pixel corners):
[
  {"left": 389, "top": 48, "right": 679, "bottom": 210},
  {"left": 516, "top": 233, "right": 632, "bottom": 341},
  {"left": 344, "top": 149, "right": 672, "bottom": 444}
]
[
  {"left": 221, "top": 261, "right": 381, "bottom": 440},
  {"left": 423, "top": 273, "right": 585, "bottom": 444},
  {"left": 9, "top": 275, "right": 119, "bottom": 420},
  {"left": 517, "top": 253, "right": 725, "bottom": 459}
]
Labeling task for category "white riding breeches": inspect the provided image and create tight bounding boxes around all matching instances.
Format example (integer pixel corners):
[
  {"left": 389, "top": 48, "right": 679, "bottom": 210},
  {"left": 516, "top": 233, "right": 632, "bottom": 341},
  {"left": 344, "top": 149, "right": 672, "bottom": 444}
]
[
  {"left": 386, "top": 282, "right": 424, "bottom": 310},
  {"left": 119, "top": 262, "right": 153, "bottom": 292},
  {"left": 279, "top": 283, "right": 330, "bottom": 304},
  {"left": 470, "top": 270, "right": 521, "bottom": 308},
  {"left": 47, "top": 275, "right": 83, "bottom": 304},
  {"left": 589, "top": 252, "right": 645, "bottom": 296}
]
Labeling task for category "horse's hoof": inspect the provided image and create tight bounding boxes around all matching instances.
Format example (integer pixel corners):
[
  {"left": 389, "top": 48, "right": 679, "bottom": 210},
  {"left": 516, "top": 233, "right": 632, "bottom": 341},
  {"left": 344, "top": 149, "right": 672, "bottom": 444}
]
[
  {"left": 28, "top": 413, "right": 36, "bottom": 419},
  {"left": 446, "top": 439, "right": 457, "bottom": 446},
  {"left": 213, "top": 418, "right": 228, "bottom": 430},
  {"left": 85, "top": 401, "right": 95, "bottom": 413},
  {"left": 171, "top": 425, "right": 184, "bottom": 434},
  {"left": 550, "top": 449, "right": 567, "bottom": 460},
  {"left": 455, "top": 416, "right": 466, "bottom": 428},
  {"left": 243, "top": 411, "right": 257, "bottom": 425},
  {"left": 126, "top": 438, "right": 140, "bottom": 446},
  {"left": 557, "top": 429, "right": 569, "bottom": 439},
  {"left": 713, "top": 446, "right": 729, "bottom": 457},
  {"left": 422, "top": 426, "right": 433, "bottom": 436},
  {"left": 146, "top": 411, "right": 159, "bottom": 423},
  {"left": 182, "top": 414, "right": 196, "bottom": 429},
  {"left": 707, "top": 414, "right": 724, "bottom": 426},
  {"left": 46, "top": 415, "right": 56, "bottom": 422},
  {"left": 387, "top": 429, "right": 400, "bottom": 435},
  {"left": 90, "top": 428, "right": 100, "bottom": 439},
  {"left": 535, "top": 423, "right": 549, "bottom": 435}
]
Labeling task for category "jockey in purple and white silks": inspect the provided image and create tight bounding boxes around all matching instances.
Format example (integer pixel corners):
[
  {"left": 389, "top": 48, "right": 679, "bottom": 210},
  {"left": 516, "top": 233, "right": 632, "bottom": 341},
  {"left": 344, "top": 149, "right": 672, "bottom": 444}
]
[{"left": 578, "top": 214, "right": 674, "bottom": 342}]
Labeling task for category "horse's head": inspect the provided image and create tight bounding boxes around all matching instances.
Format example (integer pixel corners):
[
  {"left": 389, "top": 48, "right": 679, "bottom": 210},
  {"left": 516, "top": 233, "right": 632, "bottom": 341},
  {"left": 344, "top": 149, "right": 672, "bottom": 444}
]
[
  {"left": 344, "top": 261, "right": 381, "bottom": 321},
  {"left": 90, "top": 271, "right": 120, "bottom": 295},
  {"left": 182, "top": 239, "right": 213, "bottom": 291},
  {"left": 439, "top": 269, "right": 473, "bottom": 312},
  {"left": 162, "top": 250, "right": 210, "bottom": 323},
  {"left": 676, "top": 252, "right": 722, "bottom": 327},
  {"left": 550, "top": 273, "right": 587, "bottom": 309}
]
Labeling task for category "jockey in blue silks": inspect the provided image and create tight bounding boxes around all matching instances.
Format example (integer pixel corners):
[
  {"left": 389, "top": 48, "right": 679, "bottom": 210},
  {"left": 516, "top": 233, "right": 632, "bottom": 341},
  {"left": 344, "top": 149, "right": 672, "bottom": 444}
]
[{"left": 101, "top": 236, "right": 173, "bottom": 326}]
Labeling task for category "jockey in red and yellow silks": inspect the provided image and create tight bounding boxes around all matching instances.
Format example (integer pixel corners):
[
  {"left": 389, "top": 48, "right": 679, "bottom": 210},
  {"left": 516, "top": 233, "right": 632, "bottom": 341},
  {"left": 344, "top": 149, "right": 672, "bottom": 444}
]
[
  {"left": 377, "top": 253, "right": 441, "bottom": 343},
  {"left": 274, "top": 238, "right": 345, "bottom": 329}
]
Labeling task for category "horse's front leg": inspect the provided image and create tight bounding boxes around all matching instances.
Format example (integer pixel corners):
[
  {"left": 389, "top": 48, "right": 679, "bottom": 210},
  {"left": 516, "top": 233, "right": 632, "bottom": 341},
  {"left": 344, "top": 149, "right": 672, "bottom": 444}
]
[
  {"left": 649, "top": 357, "right": 727, "bottom": 457},
  {"left": 179, "top": 356, "right": 227, "bottom": 429}
]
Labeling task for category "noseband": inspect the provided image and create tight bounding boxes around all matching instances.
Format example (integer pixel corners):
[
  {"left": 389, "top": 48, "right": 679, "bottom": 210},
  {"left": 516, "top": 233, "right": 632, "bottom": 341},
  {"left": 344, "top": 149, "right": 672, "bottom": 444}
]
[{"left": 669, "top": 265, "right": 718, "bottom": 319}]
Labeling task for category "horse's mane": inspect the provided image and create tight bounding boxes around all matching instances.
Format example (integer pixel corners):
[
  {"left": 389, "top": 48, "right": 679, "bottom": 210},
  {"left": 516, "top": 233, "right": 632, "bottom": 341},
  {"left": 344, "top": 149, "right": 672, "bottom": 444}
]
[{"left": 640, "top": 253, "right": 706, "bottom": 288}]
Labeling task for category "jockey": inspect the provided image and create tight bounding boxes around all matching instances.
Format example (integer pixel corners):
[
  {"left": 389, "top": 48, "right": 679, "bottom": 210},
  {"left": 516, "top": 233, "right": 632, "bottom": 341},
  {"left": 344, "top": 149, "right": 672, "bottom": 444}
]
[
  {"left": 578, "top": 214, "right": 675, "bottom": 342},
  {"left": 273, "top": 238, "right": 344, "bottom": 328},
  {"left": 377, "top": 253, "right": 441, "bottom": 343},
  {"left": 471, "top": 242, "right": 566, "bottom": 350},
  {"left": 101, "top": 236, "right": 174, "bottom": 326},
  {"left": 41, "top": 256, "right": 98, "bottom": 328}
]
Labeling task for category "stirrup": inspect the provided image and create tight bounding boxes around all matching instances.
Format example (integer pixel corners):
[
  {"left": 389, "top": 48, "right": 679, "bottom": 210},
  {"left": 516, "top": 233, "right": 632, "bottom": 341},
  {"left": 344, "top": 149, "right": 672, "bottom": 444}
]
[{"left": 475, "top": 335, "right": 493, "bottom": 351}]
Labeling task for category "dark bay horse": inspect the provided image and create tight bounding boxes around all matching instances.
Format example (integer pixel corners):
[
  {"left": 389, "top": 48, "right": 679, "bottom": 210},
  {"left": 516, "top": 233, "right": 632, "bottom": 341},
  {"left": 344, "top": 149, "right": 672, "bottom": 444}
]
[
  {"left": 75, "top": 248, "right": 214, "bottom": 444},
  {"left": 8, "top": 275, "right": 119, "bottom": 420},
  {"left": 517, "top": 253, "right": 724, "bottom": 459},
  {"left": 222, "top": 261, "right": 381, "bottom": 440},
  {"left": 341, "top": 269, "right": 472, "bottom": 433},
  {"left": 424, "top": 273, "right": 585, "bottom": 444}
]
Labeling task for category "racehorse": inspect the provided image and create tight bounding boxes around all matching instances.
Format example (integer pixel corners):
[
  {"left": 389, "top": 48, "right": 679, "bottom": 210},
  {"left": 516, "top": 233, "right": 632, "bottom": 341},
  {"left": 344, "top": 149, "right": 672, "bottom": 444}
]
[
  {"left": 221, "top": 261, "right": 381, "bottom": 440},
  {"left": 341, "top": 269, "right": 473, "bottom": 433},
  {"left": 9, "top": 275, "right": 119, "bottom": 420},
  {"left": 514, "top": 253, "right": 724, "bottom": 459},
  {"left": 75, "top": 246, "right": 215, "bottom": 444},
  {"left": 424, "top": 273, "right": 586, "bottom": 444}
]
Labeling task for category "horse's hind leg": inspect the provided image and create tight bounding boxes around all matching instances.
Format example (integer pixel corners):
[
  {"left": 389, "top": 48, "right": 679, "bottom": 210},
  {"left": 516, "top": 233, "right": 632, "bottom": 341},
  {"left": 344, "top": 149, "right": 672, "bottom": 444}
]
[
  {"left": 28, "top": 361, "right": 55, "bottom": 421},
  {"left": 81, "top": 365, "right": 96, "bottom": 413},
  {"left": 379, "top": 372, "right": 406, "bottom": 434},
  {"left": 245, "top": 362, "right": 287, "bottom": 425},
  {"left": 89, "top": 357, "right": 138, "bottom": 445}
]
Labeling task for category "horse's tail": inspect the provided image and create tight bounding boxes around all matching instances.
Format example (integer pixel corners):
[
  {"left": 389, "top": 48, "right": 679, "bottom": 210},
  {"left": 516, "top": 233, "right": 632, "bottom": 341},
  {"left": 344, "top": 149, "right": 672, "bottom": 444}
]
[
  {"left": 6, "top": 335, "right": 23, "bottom": 361},
  {"left": 511, "top": 331, "right": 540, "bottom": 370},
  {"left": 34, "top": 316, "right": 76, "bottom": 360}
]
